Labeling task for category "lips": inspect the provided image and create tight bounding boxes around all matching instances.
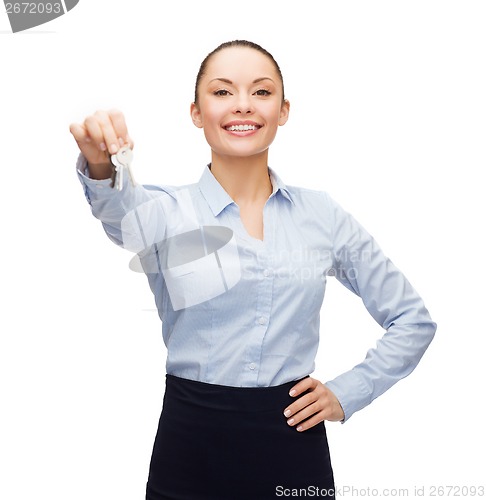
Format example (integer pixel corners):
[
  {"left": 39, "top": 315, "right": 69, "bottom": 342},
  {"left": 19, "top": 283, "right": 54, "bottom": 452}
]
[{"left": 223, "top": 120, "right": 263, "bottom": 135}]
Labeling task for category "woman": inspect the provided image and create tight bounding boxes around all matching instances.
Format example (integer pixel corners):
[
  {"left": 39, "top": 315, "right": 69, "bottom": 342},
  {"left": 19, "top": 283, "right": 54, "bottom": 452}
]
[{"left": 70, "top": 40, "right": 436, "bottom": 500}]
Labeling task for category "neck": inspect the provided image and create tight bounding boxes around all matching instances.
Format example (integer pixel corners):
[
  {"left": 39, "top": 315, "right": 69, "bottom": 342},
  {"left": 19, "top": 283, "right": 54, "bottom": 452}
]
[{"left": 209, "top": 150, "right": 273, "bottom": 207}]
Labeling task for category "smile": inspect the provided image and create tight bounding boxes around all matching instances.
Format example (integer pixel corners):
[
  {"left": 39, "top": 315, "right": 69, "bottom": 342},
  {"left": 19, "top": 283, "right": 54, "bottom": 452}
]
[
  {"left": 222, "top": 121, "right": 263, "bottom": 136},
  {"left": 225, "top": 124, "right": 260, "bottom": 131}
]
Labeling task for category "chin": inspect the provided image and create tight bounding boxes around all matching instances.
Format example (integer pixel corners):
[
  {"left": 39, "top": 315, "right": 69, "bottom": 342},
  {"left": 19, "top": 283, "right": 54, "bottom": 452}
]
[
  {"left": 216, "top": 148, "right": 269, "bottom": 160},
  {"left": 212, "top": 141, "right": 271, "bottom": 158}
]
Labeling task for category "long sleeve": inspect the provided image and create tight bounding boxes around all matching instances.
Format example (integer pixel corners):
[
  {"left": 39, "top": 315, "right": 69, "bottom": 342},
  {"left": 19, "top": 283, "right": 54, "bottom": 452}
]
[
  {"left": 76, "top": 153, "right": 173, "bottom": 249},
  {"left": 324, "top": 196, "right": 437, "bottom": 423}
]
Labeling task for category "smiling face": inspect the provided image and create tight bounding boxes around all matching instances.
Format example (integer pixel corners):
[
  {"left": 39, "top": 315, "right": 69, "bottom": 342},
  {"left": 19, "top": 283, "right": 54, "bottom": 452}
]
[{"left": 190, "top": 47, "right": 290, "bottom": 163}]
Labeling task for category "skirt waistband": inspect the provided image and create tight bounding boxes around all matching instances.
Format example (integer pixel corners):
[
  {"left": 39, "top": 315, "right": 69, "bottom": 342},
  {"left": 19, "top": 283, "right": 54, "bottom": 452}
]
[{"left": 164, "top": 374, "right": 309, "bottom": 413}]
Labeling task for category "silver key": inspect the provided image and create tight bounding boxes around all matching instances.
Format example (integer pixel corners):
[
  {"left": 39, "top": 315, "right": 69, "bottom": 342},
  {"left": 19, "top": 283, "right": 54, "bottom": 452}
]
[
  {"left": 110, "top": 145, "right": 135, "bottom": 190},
  {"left": 110, "top": 152, "right": 123, "bottom": 190},
  {"left": 117, "top": 157, "right": 124, "bottom": 190},
  {"left": 116, "top": 146, "right": 136, "bottom": 187}
]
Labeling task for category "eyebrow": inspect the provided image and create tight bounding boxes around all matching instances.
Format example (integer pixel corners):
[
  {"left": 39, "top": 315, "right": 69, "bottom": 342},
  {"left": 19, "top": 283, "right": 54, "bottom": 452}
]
[{"left": 209, "top": 77, "right": 275, "bottom": 85}]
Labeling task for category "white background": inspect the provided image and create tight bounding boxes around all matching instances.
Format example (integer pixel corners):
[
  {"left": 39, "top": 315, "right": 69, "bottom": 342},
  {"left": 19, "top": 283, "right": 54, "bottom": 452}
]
[{"left": 1, "top": 1, "right": 485, "bottom": 498}]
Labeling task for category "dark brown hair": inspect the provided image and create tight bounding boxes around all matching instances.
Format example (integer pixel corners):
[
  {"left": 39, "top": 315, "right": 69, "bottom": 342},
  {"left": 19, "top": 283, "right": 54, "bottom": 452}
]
[{"left": 194, "top": 40, "right": 285, "bottom": 105}]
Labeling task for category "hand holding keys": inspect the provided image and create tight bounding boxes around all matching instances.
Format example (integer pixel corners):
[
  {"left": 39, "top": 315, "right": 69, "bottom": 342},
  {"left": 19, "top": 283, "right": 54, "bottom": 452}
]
[{"left": 69, "top": 109, "right": 135, "bottom": 182}]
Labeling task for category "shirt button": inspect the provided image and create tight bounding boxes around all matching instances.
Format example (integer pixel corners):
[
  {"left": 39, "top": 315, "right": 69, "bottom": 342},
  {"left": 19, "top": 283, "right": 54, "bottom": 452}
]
[
  {"left": 258, "top": 316, "right": 267, "bottom": 325},
  {"left": 249, "top": 363, "right": 256, "bottom": 370},
  {"left": 263, "top": 269, "right": 270, "bottom": 277}
]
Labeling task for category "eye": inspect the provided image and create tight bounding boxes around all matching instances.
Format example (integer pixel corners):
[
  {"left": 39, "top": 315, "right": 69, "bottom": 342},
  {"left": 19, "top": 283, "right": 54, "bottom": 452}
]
[
  {"left": 213, "top": 89, "right": 231, "bottom": 97},
  {"left": 254, "top": 89, "right": 272, "bottom": 96}
]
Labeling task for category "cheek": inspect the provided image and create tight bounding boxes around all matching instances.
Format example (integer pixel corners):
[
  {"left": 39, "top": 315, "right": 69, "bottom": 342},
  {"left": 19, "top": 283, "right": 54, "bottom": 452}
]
[
  {"left": 261, "top": 102, "right": 284, "bottom": 123},
  {"left": 200, "top": 101, "right": 227, "bottom": 126},
  {"left": 200, "top": 107, "right": 225, "bottom": 146}
]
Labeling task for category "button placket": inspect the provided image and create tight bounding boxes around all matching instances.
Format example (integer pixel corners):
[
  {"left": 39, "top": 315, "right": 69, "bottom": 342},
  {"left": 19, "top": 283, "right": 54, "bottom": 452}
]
[{"left": 244, "top": 199, "right": 277, "bottom": 382}]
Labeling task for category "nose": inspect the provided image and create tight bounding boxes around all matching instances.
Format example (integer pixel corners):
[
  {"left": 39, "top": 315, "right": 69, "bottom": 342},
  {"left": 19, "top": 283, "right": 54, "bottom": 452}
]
[{"left": 234, "top": 93, "right": 253, "bottom": 114}]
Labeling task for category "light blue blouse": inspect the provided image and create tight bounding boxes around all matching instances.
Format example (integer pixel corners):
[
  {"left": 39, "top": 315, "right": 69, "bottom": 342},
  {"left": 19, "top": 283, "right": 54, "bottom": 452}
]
[{"left": 76, "top": 155, "right": 436, "bottom": 422}]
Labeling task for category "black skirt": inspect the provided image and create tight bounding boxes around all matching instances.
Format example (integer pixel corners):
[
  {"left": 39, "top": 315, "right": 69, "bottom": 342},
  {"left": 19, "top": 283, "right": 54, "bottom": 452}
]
[{"left": 146, "top": 374, "right": 335, "bottom": 500}]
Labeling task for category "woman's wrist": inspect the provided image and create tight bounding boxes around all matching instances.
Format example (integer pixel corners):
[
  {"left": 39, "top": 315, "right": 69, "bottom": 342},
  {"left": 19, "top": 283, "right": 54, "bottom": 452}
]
[{"left": 87, "top": 161, "right": 113, "bottom": 180}]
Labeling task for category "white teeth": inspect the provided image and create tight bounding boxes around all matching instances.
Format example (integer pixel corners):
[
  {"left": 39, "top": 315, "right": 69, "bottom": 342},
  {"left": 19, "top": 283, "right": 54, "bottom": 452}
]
[{"left": 226, "top": 124, "right": 258, "bottom": 131}]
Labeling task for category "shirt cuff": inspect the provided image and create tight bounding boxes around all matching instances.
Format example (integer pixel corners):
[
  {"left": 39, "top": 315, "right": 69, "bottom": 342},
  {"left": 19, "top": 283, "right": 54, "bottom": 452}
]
[
  {"left": 76, "top": 153, "right": 118, "bottom": 202},
  {"left": 325, "top": 370, "right": 372, "bottom": 424}
]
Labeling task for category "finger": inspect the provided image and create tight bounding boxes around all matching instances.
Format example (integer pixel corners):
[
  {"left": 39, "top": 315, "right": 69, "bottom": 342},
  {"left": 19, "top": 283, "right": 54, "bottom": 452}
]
[
  {"left": 286, "top": 401, "right": 321, "bottom": 427},
  {"left": 94, "top": 110, "right": 121, "bottom": 154},
  {"left": 295, "top": 411, "right": 326, "bottom": 432},
  {"left": 85, "top": 115, "right": 109, "bottom": 153},
  {"left": 69, "top": 122, "right": 91, "bottom": 145},
  {"left": 107, "top": 109, "right": 131, "bottom": 148},
  {"left": 288, "top": 377, "right": 316, "bottom": 397},
  {"left": 283, "top": 391, "right": 318, "bottom": 418}
]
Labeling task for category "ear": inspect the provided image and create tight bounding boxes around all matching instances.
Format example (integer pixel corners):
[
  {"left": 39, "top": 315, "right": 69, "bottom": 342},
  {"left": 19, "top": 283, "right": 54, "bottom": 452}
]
[
  {"left": 190, "top": 102, "right": 203, "bottom": 128},
  {"left": 279, "top": 99, "right": 290, "bottom": 126}
]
